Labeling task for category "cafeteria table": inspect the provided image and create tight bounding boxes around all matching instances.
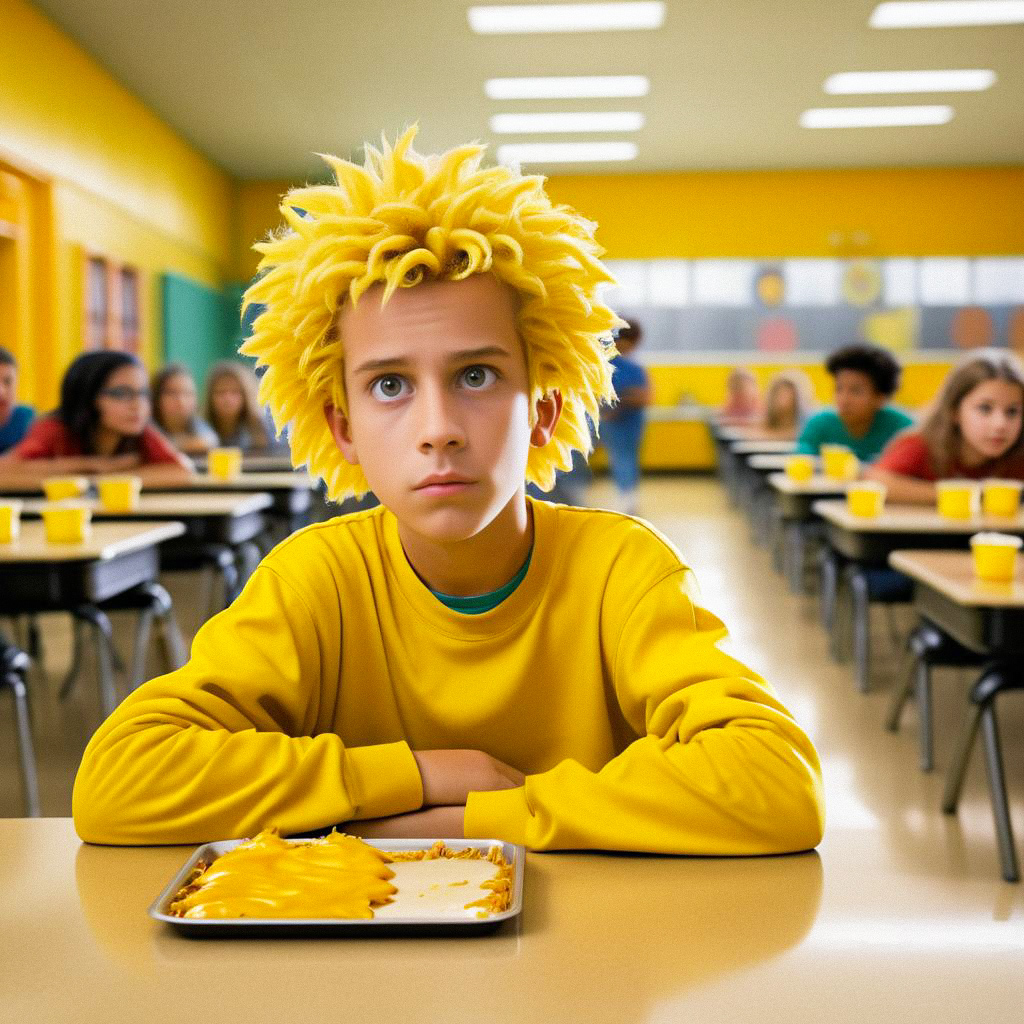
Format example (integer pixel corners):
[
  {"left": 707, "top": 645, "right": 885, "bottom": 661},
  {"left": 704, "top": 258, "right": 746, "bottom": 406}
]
[
  {"left": 889, "top": 549, "right": 1024, "bottom": 882},
  {"left": 815, "top": 501, "right": 1024, "bottom": 693},
  {"left": 0, "top": 521, "right": 185, "bottom": 716},
  {"left": 4, "top": 818, "right": 1022, "bottom": 1023}
]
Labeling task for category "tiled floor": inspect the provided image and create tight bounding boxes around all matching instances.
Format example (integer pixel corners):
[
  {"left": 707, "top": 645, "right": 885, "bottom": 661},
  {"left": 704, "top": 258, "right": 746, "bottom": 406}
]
[{"left": 2, "top": 475, "right": 1022, "bottom": 894}]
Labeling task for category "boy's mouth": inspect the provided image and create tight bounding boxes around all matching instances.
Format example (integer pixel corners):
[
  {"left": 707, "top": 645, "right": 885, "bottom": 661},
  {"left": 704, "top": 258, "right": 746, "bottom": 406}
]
[{"left": 414, "top": 473, "right": 475, "bottom": 496}]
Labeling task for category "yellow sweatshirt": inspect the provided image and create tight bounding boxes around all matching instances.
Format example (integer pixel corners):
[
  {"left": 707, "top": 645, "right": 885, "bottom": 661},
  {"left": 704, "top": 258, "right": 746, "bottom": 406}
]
[{"left": 73, "top": 498, "right": 824, "bottom": 852}]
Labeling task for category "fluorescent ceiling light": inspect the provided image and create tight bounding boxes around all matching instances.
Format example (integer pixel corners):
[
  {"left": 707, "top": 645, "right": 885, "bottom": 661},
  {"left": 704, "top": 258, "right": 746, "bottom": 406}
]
[
  {"left": 485, "top": 75, "right": 650, "bottom": 99},
  {"left": 469, "top": 3, "right": 665, "bottom": 34},
  {"left": 497, "top": 141, "right": 638, "bottom": 164},
  {"left": 825, "top": 70, "right": 996, "bottom": 93},
  {"left": 801, "top": 105, "right": 954, "bottom": 128},
  {"left": 870, "top": 2, "right": 1024, "bottom": 28},
  {"left": 490, "top": 111, "right": 645, "bottom": 133}
]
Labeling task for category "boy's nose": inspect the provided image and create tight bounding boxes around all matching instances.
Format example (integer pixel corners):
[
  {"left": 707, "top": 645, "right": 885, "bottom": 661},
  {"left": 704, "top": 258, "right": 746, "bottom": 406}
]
[{"left": 416, "top": 387, "right": 466, "bottom": 452}]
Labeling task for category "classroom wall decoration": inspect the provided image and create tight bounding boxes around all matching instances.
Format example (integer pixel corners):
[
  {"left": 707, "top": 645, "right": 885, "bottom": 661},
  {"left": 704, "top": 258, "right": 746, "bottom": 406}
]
[{"left": 603, "top": 257, "right": 1024, "bottom": 357}]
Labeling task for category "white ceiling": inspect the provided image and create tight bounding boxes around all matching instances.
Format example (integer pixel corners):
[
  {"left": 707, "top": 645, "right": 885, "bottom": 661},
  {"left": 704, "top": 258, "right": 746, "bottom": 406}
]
[{"left": 30, "top": 0, "right": 1024, "bottom": 178}]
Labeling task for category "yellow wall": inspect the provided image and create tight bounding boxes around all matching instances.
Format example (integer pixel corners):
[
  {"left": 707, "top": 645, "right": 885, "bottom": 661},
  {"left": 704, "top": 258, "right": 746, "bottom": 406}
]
[
  {"left": 0, "top": 0, "right": 234, "bottom": 408},
  {"left": 546, "top": 167, "right": 1024, "bottom": 259}
]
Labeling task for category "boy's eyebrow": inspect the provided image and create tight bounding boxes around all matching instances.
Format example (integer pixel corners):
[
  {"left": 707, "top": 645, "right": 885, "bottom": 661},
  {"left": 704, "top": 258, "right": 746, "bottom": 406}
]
[{"left": 352, "top": 346, "right": 513, "bottom": 376}]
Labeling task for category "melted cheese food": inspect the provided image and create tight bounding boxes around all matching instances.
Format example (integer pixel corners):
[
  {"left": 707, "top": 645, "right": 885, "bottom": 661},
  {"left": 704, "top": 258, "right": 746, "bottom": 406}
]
[{"left": 167, "top": 830, "right": 513, "bottom": 920}]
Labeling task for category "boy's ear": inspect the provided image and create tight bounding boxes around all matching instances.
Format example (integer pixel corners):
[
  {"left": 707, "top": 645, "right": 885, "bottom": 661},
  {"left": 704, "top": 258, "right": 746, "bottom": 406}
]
[
  {"left": 530, "top": 390, "right": 563, "bottom": 448},
  {"left": 324, "top": 403, "right": 360, "bottom": 466}
]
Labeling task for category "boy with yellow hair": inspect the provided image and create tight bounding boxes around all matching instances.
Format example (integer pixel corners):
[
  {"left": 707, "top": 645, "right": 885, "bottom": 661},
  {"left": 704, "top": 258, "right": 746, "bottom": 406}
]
[{"left": 73, "top": 130, "right": 824, "bottom": 853}]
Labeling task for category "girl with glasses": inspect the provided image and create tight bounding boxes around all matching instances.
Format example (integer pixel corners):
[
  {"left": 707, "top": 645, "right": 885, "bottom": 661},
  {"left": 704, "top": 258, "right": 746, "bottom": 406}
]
[{"left": 0, "top": 351, "right": 192, "bottom": 483}]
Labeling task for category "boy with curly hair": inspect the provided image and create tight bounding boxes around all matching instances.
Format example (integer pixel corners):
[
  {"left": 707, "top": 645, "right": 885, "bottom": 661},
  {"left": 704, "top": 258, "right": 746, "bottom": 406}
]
[{"left": 74, "top": 130, "right": 823, "bottom": 853}]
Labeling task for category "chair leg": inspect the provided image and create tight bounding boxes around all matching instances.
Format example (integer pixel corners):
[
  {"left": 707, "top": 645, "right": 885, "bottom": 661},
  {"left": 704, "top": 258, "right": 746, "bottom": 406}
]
[
  {"left": 849, "top": 568, "right": 871, "bottom": 693},
  {"left": 885, "top": 646, "right": 917, "bottom": 733},
  {"left": 979, "top": 705, "right": 1020, "bottom": 883},
  {"left": 6, "top": 671, "right": 41, "bottom": 817},
  {"left": 128, "top": 605, "right": 156, "bottom": 691},
  {"left": 915, "top": 658, "right": 934, "bottom": 772},
  {"left": 821, "top": 548, "right": 840, "bottom": 633},
  {"left": 58, "top": 616, "right": 87, "bottom": 700},
  {"left": 942, "top": 704, "right": 984, "bottom": 814},
  {"left": 74, "top": 606, "right": 118, "bottom": 717}
]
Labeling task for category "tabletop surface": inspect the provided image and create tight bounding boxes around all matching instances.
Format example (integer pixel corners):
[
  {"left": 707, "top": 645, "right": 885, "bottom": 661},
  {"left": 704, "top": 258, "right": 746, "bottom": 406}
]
[
  {"left": 731, "top": 440, "right": 797, "bottom": 456},
  {"left": 768, "top": 472, "right": 850, "bottom": 495},
  {"left": 0, "top": 521, "right": 185, "bottom": 563},
  {"left": 150, "top": 471, "right": 315, "bottom": 492},
  {"left": 18, "top": 493, "right": 273, "bottom": 519},
  {"left": 889, "top": 549, "right": 1024, "bottom": 608},
  {"left": 1, "top": 473, "right": 315, "bottom": 496},
  {"left": 814, "top": 499, "right": 1024, "bottom": 536},
  {"left": 4, "top": 818, "right": 1022, "bottom": 1024},
  {"left": 748, "top": 453, "right": 800, "bottom": 470},
  {"left": 191, "top": 455, "right": 297, "bottom": 473}
]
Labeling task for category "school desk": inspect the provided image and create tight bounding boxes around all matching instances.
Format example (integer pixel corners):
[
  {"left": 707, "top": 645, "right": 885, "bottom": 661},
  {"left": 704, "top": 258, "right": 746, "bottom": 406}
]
[
  {"left": 4, "top": 818, "right": 1022, "bottom": 1023},
  {"left": 20, "top": 493, "right": 274, "bottom": 657},
  {"left": 0, "top": 521, "right": 185, "bottom": 716},
  {"left": 814, "top": 501, "right": 1024, "bottom": 694},
  {"left": 144, "top": 472, "right": 316, "bottom": 533},
  {"left": 889, "top": 549, "right": 1024, "bottom": 882},
  {"left": 765, "top": 473, "right": 847, "bottom": 593}
]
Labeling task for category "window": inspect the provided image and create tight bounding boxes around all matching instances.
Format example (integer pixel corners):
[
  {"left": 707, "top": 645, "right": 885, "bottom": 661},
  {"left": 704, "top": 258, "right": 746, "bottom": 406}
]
[{"left": 83, "top": 254, "right": 142, "bottom": 351}]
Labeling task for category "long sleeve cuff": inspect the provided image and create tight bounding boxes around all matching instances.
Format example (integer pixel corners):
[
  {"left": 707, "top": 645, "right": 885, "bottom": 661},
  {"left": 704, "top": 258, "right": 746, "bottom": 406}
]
[
  {"left": 343, "top": 741, "right": 423, "bottom": 820},
  {"left": 464, "top": 786, "right": 531, "bottom": 845}
]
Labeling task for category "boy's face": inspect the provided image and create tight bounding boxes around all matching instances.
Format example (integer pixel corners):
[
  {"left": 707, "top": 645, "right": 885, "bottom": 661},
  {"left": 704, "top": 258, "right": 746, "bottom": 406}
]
[
  {"left": 0, "top": 363, "right": 15, "bottom": 422},
  {"left": 833, "top": 369, "right": 885, "bottom": 429},
  {"left": 327, "top": 274, "right": 560, "bottom": 543}
]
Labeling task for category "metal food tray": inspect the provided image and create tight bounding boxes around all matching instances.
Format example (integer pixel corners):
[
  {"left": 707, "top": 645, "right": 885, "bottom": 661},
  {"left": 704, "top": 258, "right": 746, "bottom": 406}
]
[{"left": 149, "top": 837, "right": 525, "bottom": 938}]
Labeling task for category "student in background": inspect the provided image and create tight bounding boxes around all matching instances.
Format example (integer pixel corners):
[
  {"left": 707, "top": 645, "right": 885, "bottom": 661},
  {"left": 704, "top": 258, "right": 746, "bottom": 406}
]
[
  {"left": 600, "top": 321, "right": 651, "bottom": 515},
  {"left": 739, "top": 370, "right": 814, "bottom": 441},
  {"left": 205, "top": 360, "right": 288, "bottom": 454},
  {"left": 152, "top": 363, "right": 219, "bottom": 455},
  {"left": 0, "top": 351, "right": 192, "bottom": 482},
  {"left": 0, "top": 346, "right": 34, "bottom": 453},
  {"left": 866, "top": 349, "right": 1024, "bottom": 502},
  {"left": 796, "top": 344, "right": 912, "bottom": 462},
  {"left": 717, "top": 367, "right": 761, "bottom": 426}
]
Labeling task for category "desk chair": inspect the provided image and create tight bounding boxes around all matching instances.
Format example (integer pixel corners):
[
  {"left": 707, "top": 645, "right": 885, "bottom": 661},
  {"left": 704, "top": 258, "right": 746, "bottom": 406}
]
[
  {"left": 942, "top": 662, "right": 1022, "bottom": 883},
  {"left": 1, "top": 639, "right": 40, "bottom": 817},
  {"left": 885, "top": 619, "right": 986, "bottom": 772}
]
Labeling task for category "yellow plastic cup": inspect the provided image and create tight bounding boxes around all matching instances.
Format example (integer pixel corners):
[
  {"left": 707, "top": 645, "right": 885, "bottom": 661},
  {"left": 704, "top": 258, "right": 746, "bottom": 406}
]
[
  {"left": 98, "top": 475, "right": 142, "bottom": 513},
  {"left": 822, "top": 444, "right": 858, "bottom": 481},
  {"left": 785, "top": 454, "right": 815, "bottom": 483},
  {"left": 981, "top": 479, "right": 1023, "bottom": 519},
  {"left": 970, "top": 532, "right": 1022, "bottom": 584},
  {"left": 937, "top": 480, "right": 979, "bottom": 521},
  {"left": 209, "top": 446, "right": 243, "bottom": 481},
  {"left": 0, "top": 501, "right": 23, "bottom": 543},
  {"left": 43, "top": 476, "right": 89, "bottom": 501},
  {"left": 847, "top": 481, "right": 887, "bottom": 518},
  {"left": 42, "top": 503, "right": 92, "bottom": 544}
]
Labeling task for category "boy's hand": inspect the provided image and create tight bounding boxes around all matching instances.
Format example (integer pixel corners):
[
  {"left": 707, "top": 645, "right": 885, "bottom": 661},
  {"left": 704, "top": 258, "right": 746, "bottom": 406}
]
[{"left": 413, "top": 749, "right": 525, "bottom": 807}]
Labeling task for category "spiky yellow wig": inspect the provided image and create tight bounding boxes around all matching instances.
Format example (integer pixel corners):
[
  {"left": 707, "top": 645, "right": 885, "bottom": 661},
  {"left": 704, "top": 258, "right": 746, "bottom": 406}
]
[{"left": 241, "top": 127, "right": 623, "bottom": 500}]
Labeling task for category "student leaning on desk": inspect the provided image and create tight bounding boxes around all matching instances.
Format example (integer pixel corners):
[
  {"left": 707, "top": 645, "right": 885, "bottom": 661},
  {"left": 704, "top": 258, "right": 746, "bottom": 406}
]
[
  {"left": 0, "top": 351, "right": 193, "bottom": 485},
  {"left": 864, "top": 349, "right": 1024, "bottom": 503},
  {"left": 73, "top": 129, "right": 823, "bottom": 855}
]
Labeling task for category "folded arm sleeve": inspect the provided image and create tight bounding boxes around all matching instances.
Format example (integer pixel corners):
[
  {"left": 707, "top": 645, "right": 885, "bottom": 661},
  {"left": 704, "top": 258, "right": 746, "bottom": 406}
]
[
  {"left": 465, "top": 570, "right": 824, "bottom": 853},
  {"left": 72, "top": 565, "right": 423, "bottom": 845}
]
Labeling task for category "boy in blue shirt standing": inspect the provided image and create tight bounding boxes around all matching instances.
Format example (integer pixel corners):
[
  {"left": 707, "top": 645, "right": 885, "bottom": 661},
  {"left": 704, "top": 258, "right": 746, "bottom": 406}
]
[
  {"left": 0, "top": 347, "right": 33, "bottom": 454},
  {"left": 796, "top": 343, "right": 912, "bottom": 462},
  {"left": 601, "top": 321, "right": 651, "bottom": 514}
]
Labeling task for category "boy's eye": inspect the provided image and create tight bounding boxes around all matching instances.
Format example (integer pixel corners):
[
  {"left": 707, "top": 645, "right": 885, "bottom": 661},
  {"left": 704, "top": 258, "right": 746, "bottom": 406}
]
[
  {"left": 370, "top": 375, "right": 408, "bottom": 401},
  {"left": 461, "top": 366, "right": 496, "bottom": 390}
]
